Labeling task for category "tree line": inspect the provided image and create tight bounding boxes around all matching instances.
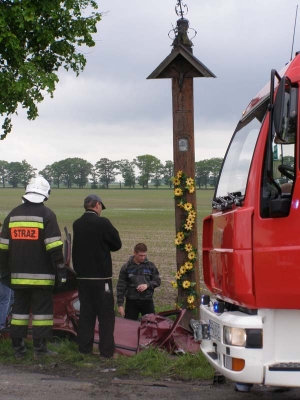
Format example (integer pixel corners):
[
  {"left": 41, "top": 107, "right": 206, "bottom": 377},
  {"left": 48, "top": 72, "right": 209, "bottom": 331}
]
[{"left": 0, "top": 156, "right": 223, "bottom": 189}]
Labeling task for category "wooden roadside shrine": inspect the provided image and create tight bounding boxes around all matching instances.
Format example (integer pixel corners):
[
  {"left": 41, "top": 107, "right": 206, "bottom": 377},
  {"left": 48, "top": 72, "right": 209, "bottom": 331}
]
[{"left": 147, "top": 1, "right": 215, "bottom": 327}]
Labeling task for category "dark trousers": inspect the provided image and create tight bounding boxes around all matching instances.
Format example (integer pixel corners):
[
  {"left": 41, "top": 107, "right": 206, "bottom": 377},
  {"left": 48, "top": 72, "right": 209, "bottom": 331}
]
[
  {"left": 11, "top": 288, "right": 53, "bottom": 339},
  {"left": 125, "top": 298, "right": 155, "bottom": 321},
  {"left": 77, "top": 280, "right": 115, "bottom": 358}
]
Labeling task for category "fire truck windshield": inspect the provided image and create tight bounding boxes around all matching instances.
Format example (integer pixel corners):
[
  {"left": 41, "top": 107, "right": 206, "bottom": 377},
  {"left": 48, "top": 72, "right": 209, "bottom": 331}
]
[{"left": 215, "top": 96, "right": 269, "bottom": 200}]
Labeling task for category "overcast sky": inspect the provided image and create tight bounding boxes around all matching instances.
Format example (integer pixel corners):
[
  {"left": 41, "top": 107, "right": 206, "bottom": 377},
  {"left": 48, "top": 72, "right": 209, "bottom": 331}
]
[{"left": 1, "top": 0, "right": 300, "bottom": 172}]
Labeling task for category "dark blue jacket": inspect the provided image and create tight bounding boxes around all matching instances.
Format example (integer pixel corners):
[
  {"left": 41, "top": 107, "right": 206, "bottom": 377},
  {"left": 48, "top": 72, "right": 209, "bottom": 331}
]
[{"left": 116, "top": 256, "right": 161, "bottom": 305}]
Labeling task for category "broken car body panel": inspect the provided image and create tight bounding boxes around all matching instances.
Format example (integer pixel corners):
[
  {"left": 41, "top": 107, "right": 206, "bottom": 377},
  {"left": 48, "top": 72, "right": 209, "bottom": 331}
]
[{"left": 2, "top": 286, "right": 199, "bottom": 356}]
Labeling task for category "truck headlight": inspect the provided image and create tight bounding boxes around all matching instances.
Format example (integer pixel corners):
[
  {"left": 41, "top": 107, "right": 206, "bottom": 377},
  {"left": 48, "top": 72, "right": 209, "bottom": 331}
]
[{"left": 224, "top": 326, "right": 247, "bottom": 347}]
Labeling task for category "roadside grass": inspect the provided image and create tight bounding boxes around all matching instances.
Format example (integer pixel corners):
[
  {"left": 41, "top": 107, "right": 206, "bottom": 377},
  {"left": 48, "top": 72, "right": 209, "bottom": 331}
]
[
  {"left": 115, "top": 346, "right": 215, "bottom": 380},
  {"left": 0, "top": 338, "right": 215, "bottom": 381}
]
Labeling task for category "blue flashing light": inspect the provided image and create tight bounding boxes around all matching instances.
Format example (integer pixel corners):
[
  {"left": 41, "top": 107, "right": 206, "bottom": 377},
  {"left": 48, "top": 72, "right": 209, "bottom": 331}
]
[
  {"left": 201, "top": 294, "right": 210, "bottom": 305},
  {"left": 213, "top": 301, "right": 225, "bottom": 313}
]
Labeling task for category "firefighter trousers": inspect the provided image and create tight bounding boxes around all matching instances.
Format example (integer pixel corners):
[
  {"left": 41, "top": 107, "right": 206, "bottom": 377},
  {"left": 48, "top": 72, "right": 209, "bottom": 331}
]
[{"left": 10, "top": 287, "right": 54, "bottom": 341}]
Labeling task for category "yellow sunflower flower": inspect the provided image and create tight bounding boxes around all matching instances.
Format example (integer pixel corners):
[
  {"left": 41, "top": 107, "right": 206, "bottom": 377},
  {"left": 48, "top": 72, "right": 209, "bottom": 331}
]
[
  {"left": 182, "top": 280, "right": 191, "bottom": 289},
  {"left": 184, "top": 222, "right": 193, "bottom": 231},
  {"left": 189, "top": 186, "right": 195, "bottom": 193},
  {"left": 176, "top": 231, "right": 185, "bottom": 240},
  {"left": 184, "top": 261, "right": 194, "bottom": 270},
  {"left": 184, "top": 243, "right": 193, "bottom": 252},
  {"left": 174, "top": 188, "right": 183, "bottom": 196},
  {"left": 176, "top": 170, "right": 183, "bottom": 178},
  {"left": 186, "top": 178, "right": 194, "bottom": 186},
  {"left": 187, "top": 304, "right": 196, "bottom": 310},
  {"left": 177, "top": 202, "right": 185, "bottom": 208},
  {"left": 183, "top": 202, "right": 193, "bottom": 212},
  {"left": 188, "top": 251, "right": 196, "bottom": 260},
  {"left": 175, "top": 238, "right": 182, "bottom": 246},
  {"left": 175, "top": 271, "right": 181, "bottom": 280},
  {"left": 173, "top": 177, "right": 180, "bottom": 186},
  {"left": 186, "top": 214, "right": 195, "bottom": 222},
  {"left": 187, "top": 295, "right": 195, "bottom": 304},
  {"left": 171, "top": 281, "right": 178, "bottom": 289},
  {"left": 180, "top": 265, "right": 187, "bottom": 275},
  {"left": 189, "top": 210, "right": 196, "bottom": 218}
]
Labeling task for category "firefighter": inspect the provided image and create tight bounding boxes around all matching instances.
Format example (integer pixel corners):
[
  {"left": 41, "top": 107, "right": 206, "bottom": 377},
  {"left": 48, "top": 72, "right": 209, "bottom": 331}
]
[{"left": 0, "top": 176, "right": 67, "bottom": 359}]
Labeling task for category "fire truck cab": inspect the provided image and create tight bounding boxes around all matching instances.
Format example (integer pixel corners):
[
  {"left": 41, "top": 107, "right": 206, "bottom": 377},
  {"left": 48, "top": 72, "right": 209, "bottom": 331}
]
[{"left": 192, "top": 52, "right": 300, "bottom": 390}]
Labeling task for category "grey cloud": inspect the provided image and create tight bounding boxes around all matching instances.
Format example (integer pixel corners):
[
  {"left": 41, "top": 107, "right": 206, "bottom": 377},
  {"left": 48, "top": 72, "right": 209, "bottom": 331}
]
[{"left": 2, "top": 0, "right": 300, "bottom": 171}]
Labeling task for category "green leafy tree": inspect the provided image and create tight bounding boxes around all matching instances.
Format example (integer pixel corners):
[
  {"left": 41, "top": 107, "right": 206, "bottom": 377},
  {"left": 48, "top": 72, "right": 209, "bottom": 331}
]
[
  {"left": 49, "top": 160, "right": 65, "bottom": 188},
  {"left": 0, "top": 160, "right": 9, "bottom": 187},
  {"left": 19, "top": 159, "right": 36, "bottom": 188},
  {"left": 152, "top": 161, "right": 163, "bottom": 188},
  {"left": 195, "top": 160, "right": 210, "bottom": 189},
  {"left": 59, "top": 158, "right": 78, "bottom": 188},
  {"left": 162, "top": 160, "right": 174, "bottom": 188},
  {"left": 195, "top": 158, "right": 223, "bottom": 188},
  {"left": 282, "top": 155, "right": 294, "bottom": 167},
  {"left": 90, "top": 167, "right": 99, "bottom": 189},
  {"left": 95, "top": 158, "right": 119, "bottom": 189},
  {"left": 39, "top": 164, "right": 54, "bottom": 184},
  {"left": 6, "top": 161, "right": 24, "bottom": 188},
  {"left": 207, "top": 157, "right": 223, "bottom": 187},
  {"left": 0, "top": 0, "right": 101, "bottom": 139},
  {"left": 118, "top": 159, "right": 135, "bottom": 188},
  {"left": 72, "top": 158, "right": 92, "bottom": 188},
  {"left": 134, "top": 155, "right": 162, "bottom": 189}
]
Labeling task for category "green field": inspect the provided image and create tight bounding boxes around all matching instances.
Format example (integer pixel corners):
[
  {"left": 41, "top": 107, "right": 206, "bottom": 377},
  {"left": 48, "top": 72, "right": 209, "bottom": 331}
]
[{"left": 0, "top": 188, "right": 214, "bottom": 308}]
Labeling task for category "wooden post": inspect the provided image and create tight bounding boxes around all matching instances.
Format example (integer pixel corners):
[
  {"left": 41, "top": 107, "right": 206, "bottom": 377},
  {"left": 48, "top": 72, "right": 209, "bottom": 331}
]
[
  {"left": 147, "top": 7, "right": 215, "bottom": 327},
  {"left": 172, "top": 76, "right": 200, "bottom": 326}
]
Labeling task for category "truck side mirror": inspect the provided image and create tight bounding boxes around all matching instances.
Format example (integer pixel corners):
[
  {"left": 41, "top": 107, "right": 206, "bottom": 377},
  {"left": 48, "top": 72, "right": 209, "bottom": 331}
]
[
  {"left": 273, "top": 77, "right": 286, "bottom": 139},
  {"left": 273, "top": 77, "right": 296, "bottom": 144}
]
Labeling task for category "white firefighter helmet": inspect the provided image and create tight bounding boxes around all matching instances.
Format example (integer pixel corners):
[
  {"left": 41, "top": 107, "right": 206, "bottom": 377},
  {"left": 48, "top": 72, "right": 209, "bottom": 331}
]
[{"left": 23, "top": 176, "right": 51, "bottom": 203}]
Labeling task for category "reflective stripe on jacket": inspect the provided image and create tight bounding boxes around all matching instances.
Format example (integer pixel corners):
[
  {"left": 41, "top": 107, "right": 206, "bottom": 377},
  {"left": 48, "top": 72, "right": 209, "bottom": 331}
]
[{"left": 0, "top": 201, "right": 64, "bottom": 288}]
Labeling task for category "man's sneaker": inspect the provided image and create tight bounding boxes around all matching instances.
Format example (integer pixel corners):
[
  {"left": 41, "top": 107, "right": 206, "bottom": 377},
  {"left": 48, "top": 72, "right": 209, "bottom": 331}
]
[
  {"left": 14, "top": 348, "right": 27, "bottom": 360},
  {"left": 34, "top": 349, "right": 58, "bottom": 360}
]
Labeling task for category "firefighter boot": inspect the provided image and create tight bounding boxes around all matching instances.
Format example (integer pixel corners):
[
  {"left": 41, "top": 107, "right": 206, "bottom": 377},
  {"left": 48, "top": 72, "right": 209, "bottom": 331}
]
[
  {"left": 33, "top": 338, "right": 58, "bottom": 360},
  {"left": 12, "top": 338, "right": 27, "bottom": 359}
]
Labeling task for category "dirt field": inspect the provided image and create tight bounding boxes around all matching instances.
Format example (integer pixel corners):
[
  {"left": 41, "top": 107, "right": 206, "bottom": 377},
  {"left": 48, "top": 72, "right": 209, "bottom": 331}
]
[{"left": 2, "top": 362, "right": 300, "bottom": 400}]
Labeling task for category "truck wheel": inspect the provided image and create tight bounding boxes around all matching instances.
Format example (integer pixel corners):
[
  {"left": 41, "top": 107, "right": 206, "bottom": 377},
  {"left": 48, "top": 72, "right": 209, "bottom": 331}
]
[{"left": 235, "top": 382, "right": 253, "bottom": 392}]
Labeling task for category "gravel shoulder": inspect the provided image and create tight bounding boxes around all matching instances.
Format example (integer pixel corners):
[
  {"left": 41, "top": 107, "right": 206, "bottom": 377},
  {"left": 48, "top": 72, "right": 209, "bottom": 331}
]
[{"left": 2, "top": 362, "right": 300, "bottom": 400}]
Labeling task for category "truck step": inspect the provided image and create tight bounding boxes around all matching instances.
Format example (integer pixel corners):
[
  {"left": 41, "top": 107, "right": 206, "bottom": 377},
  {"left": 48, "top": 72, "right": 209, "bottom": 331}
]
[
  {"left": 207, "top": 351, "right": 218, "bottom": 360},
  {"left": 269, "top": 362, "right": 300, "bottom": 371}
]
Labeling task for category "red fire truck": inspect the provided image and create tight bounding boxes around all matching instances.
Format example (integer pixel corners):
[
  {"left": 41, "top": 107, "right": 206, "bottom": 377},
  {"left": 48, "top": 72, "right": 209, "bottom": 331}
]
[{"left": 191, "top": 52, "right": 300, "bottom": 391}]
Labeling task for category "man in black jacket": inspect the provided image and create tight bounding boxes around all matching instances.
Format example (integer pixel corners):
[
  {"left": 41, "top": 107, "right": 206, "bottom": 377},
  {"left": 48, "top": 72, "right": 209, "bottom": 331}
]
[
  {"left": 117, "top": 243, "right": 161, "bottom": 320},
  {"left": 72, "top": 194, "right": 122, "bottom": 358}
]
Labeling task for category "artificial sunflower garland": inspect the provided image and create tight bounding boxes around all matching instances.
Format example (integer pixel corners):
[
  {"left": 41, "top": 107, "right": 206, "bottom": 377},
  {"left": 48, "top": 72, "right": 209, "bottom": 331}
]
[{"left": 171, "top": 170, "right": 198, "bottom": 310}]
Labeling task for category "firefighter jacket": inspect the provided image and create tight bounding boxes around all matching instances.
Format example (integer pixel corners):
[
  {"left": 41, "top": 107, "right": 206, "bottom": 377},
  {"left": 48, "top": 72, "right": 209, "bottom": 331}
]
[
  {"left": 0, "top": 201, "right": 64, "bottom": 289},
  {"left": 72, "top": 210, "right": 122, "bottom": 279},
  {"left": 116, "top": 256, "right": 161, "bottom": 306}
]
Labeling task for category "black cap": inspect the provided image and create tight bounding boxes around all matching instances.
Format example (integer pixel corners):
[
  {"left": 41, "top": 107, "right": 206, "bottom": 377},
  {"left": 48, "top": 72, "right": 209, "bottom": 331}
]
[{"left": 84, "top": 194, "right": 106, "bottom": 209}]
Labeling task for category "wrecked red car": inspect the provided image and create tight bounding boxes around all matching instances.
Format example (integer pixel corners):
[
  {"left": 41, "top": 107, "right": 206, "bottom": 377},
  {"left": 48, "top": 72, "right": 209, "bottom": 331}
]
[
  {"left": 52, "top": 285, "right": 199, "bottom": 356},
  {"left": 1, "top": 280, "right": 199, "bottom": 356}
]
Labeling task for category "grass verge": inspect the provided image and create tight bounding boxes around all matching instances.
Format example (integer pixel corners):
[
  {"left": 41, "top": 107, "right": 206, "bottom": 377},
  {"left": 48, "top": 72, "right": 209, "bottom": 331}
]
[{"left": 0, "top": 338, "right": 215, "bottom": 381}]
